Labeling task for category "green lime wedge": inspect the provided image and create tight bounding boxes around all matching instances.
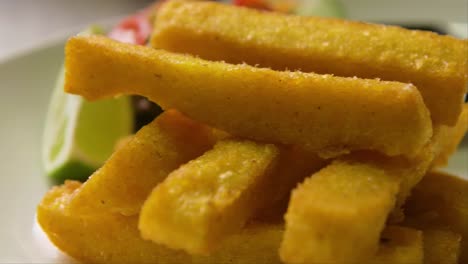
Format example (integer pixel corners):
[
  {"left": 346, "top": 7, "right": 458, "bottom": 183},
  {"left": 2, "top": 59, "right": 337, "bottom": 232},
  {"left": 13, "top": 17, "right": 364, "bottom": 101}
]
[
  {"left": 42, "top": 26, "right": 133, "bottom": 183},
  {"left": 295, "top": 0, "right": 345, "bottom": 18}
]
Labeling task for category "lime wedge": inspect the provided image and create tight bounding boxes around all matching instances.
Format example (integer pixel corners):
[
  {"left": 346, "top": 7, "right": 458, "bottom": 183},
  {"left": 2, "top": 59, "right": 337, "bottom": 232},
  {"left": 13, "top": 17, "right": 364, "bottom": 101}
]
[
  {"left": 295, "top": 0, "right": 345, "bottom": 18},
  {"left": 42, "top": 27, "right": 133, "bottom": 183}
]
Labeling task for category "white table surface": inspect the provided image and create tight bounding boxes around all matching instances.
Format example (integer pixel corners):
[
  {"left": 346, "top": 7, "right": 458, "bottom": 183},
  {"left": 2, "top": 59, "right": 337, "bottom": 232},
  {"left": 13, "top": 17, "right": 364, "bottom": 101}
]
[
  {"left": 0, "top": 0, "right": 153, "bottom": 61},
  {"left": 0, "top": 0, "right": 466, "bottom": 61}
]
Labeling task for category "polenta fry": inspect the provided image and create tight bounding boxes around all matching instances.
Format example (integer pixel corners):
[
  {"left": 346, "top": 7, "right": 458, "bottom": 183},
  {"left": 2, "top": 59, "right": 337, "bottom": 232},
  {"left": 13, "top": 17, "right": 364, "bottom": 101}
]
[
  {"left": 422, "top": 229, "right": 461, "bottom": 264},
  {"left": 152, "top": 0, "right": 467, "bottom": 125},
  {"left": 431, "top": 104, "right": 468, "bottom": 168},
  {"left": 250, "top": 147, "right": 329, "bottom": 224},
  {"left": 37, "top": 181, "right": 284, "bottom": 264},
  {"left": 265, "top": 145, "right": 328, "bottom": 207},
  {"left": 389, "top": 144, "right": 436, "bottom": 222},
  {"left": 372, "top": 226, "right": 423, "bottom": 264},
  {"left": 68, "top": 109, "right": 217, "bottom": 216},
  {"left": 36, "top": 1, "right": 467, "bottom": 262},
  {"left": 139, "top": 140, "right": 280, "bottom": 254},
  {"left": 64, "top": 35, "right": 432, "bottom": 158},
  {"left": 404, "top": 171, "right": 468, "bottom": 263},
  {"left": 38, "top": 182, "right": 427, "bottom": 264},
  {"left": 389, "top": 106, "right": 467, "bottom": 222},
  {"left": 139, "top": 141, "right": 327, "bottom": 255},
  {"left": 280, "top": 159, "right": 400, "bottom": 263},
  {"left": 280, "top": 146, "right": 434, "bottom": 264}
]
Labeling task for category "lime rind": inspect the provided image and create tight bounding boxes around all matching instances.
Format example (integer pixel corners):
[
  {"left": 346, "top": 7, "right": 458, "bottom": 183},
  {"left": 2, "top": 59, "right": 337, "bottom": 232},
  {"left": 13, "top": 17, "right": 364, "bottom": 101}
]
[
  {"left": 42, "top": 26, "right": 133, "bottom": 182},
  {"left": 73, "top": 96, "right": 133, "bottom": 166},
  {"left": 78, "top": 25, "right": 105, "bottom": 36},
  {"left": 43, "top": 85, "right": 83, "bottom": 179},
  {"left": 43, "top": 68, "right": 133, "bottom": 182},
  {"left": 42, "top": 67, "right": 77, "bottom": 173},
  {"left": 47, "top": 160, "right": 96, "bottom": 184},
  {"left": 43, "top": 92, "right": 133, "bottom": 182}
]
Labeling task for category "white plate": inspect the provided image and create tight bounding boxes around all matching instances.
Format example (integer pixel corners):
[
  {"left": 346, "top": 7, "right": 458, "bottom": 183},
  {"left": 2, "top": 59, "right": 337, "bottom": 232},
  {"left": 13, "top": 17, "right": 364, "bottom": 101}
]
[
  {"left": 0, "top": 27, "right": 467, "bottom": 264},
  {"left": 0, "top": 39, "right": 79, "bottom": 263}
]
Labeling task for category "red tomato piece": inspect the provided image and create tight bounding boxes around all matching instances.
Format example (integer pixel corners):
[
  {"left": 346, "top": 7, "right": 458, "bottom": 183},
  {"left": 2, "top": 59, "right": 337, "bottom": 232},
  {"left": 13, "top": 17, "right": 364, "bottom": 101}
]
[
  {"left": 233, "top": 0, "right": 272, "bottom": 10},
  {"left": 108, "top": 7, "right": 153, "bottom": 45}
]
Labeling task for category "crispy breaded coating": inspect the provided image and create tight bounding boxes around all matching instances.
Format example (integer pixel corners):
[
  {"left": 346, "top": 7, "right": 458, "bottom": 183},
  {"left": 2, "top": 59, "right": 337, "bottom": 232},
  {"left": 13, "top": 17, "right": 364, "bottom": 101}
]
[
  {"left": 139, "top": 141, "right": 326, "bottom": 255},
  {"left": 265, "top": 146, "right": 329, "bottom": 207},
  {"left": 390, "top": 107, "right": 467, "bottom": 222},
  {"left": 404, "top": 171, "right": 468, "bottom": 263},
  {"left": 373, "top": 226, "right": 423, "bottom": 264},
  {"left": 64, "top": 35, "right": 432, "bottom": 158},
  {"left": 280, "top": 148, "right": 434, "bottom": 264},
  {"left": 37, "top": 181, "right": 284, "bottom": 264},
  {"left": 67, "top": 110, "right": 216, "bottom": 216},
  {"left": 280, "top": 159, "right": 400, "bottom": 263},
  {"left": 249, "top": 146, "right": 330, "bottom": 224},
  {"left": 432, "top": 104, "right": 468, "bottom": 168},
  {"left": 38, "top": 182, "right": 427, "bottom": 264},
  {"left": 152, "top": 0, "right": 467, "bottom": 125},
  {"left": 389, "top": 144, "right": 436, "bottom": 222},
  {"left": 139, "top": 140, "right": 280, "bottom": 254}
]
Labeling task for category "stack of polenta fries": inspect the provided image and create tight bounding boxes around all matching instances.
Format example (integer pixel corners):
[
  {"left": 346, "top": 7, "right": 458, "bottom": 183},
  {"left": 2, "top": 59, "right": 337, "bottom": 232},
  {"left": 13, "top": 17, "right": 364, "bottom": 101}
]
[{"left": 37, "top": 1, "right": 468, "bottom": 263}]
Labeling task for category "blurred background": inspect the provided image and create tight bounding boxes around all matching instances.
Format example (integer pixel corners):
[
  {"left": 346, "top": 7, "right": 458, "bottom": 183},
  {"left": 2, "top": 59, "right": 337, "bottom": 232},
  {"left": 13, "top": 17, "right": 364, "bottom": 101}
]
[
  {"left": 0, "top": 0, "right": 466, "bottom": 61},
  {"left": 0, "top": 0, "right": 153, "bottom": 60}
]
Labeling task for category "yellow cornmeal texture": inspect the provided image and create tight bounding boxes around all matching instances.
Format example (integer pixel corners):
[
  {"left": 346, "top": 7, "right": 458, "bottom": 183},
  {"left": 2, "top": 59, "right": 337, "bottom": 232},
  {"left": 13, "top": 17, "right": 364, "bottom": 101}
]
[
  {"left": 139, "top": 140, "right": 280, "bottom": 255},
  {"left": 37, "top": 181, "right": 284, "bottom": 264},
  {"left": 64, "top": 35, "right": 432, "bottom": 158},
  {"left": 38, "top": 182, "right": 429, "bottom": 264},
  {"left": 372, "top": 226, "right": 423, "bottom": 264},
  {"left": 139, "top": 142, "right": 327, "bottom": 255},
  {"left": 67, "top": 110, "right": 216, "bottom": 216},
  {"left": 247, "top": 146, "right": 329, "bottom": 224},
  {"left": 388, "top": 143, "right": 435, "bottom": 222},
  {"left": 388, "top": 105, "right": 467, "bottom": 222},
  {"left": 431, "top": 104, "right": 468, "bottom": 168},
  {"left": 264, "top": 145, "right": 328, "bottom": 207},
  {"left": 280, "top": 159, "right": 400, "bottom": 264},
  {"left": 422, "top": 229, "right": 461, "bottom": 264},
  {"left": 152, "top": 0, "right": 467, "bottom": 126},
  {"left": 404, "top": 171, "right": 468, "bottom": 263},
  {"left": 280, "top": 148, "right": 435, "bottom": 264}
]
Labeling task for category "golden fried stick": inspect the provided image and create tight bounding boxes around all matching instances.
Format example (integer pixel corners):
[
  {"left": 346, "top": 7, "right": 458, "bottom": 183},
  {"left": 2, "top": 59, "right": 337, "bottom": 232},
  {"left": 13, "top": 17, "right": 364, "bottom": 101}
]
[
  {"left": 37, "top": 181, "right": 284, "bottom": 264},
  {"left": 373, "top": 226, "right": 423, "bottom": 264},
  {"left": 422, "top": 229, "right": 461, "bottom": 264},
  {"left": 390, "top": 103, "right": 467, "bottom": 222},
  {"left": 139, "top": 141, "right": 326, "bottom": 255},
  {"left": 139, "top": 140, "right": 280, "bottom": 254},
  {"left": 388, "top": 103, "right": 467, "bottom": 220},
  {"left": 265, "top": 146, "right": 328, "bottom": 208},
  {"left": 279, "top": 147, "right": 434, "bottom": 264},
  {"left": 67, "top": 110, "right": 217, "bottom": 216},
  {"left": 38, "top": 182, "right": 425, "bottom": 264},
  {"left": 248, "top": 147, "right": 329, "bottom": 224},
  {"left": 404, "top": 171, "right": 468, "bottom": 263},
  {"left": 152, "top": 0, "right": 467, "bottom": 125},
  {"left": 64, "top": 35, "right": 432, "bottom": 158},
  {"left": 432, "top": 104, "right": 468, "bottom": 168}
]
